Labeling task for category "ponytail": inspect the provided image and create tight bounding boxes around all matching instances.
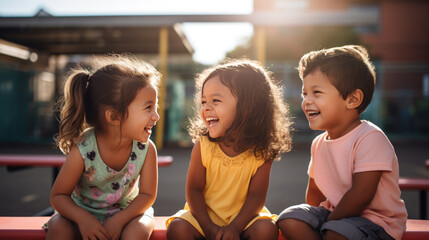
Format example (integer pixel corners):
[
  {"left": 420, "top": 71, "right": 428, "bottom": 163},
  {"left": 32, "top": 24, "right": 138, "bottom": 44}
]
[{"left": 57, "top": 71, "right": 90, "bottom": 154}]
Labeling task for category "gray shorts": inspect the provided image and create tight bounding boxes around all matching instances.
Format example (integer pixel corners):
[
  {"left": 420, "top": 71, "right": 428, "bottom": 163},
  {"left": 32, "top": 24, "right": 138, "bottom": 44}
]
[{"left": 277, "top": 204, "right": 393, "bottom": 240}]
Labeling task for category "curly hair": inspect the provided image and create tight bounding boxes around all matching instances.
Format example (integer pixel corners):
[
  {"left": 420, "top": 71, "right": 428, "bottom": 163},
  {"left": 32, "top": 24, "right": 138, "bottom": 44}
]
[
  {"left": 189, "top": 58, "right": 292, "bottom": 162},
  {"left": 56, "top": 54, "right": 160, "bottom": 154}
]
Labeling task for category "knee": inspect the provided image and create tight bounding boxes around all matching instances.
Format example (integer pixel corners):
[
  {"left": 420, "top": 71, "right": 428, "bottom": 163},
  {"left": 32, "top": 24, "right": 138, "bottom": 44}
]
[
  {"left": 122, "top": 216, "right": 154, "bottom": 240},
  {"left": 277, "top": 218, "right": 303, "bottom": 236},
  {"left": 46, "top": 215, "right": 76, "bottom": 239},
  {"left": 166, "top": 219, "right": 195, "bottom": 240},
  {"left": 248, "top": 219, "right": 279, "bottom": 240},
  {"left": 132, "top": 222, "right": 153, "bottom": 240}
]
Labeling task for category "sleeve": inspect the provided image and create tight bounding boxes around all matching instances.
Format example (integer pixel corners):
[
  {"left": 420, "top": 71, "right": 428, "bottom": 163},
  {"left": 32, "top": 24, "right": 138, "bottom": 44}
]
[
  {"left": 307, "top": 134, "right": 322, "bottom": 178},
  {"left": 251, "top": 158, "right": 266, "bottom": 176},
  {"left": 199, "top": 136, "right": 208, "bottom": 168},
  {"left": 353, "top": 131, "right": 395, "bottom": 173}
]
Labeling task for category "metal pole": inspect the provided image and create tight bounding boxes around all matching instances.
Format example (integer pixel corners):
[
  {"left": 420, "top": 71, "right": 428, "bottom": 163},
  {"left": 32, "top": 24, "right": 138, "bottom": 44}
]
[{"left": 255, "top": 26, "right": 266, "bottom": 66}]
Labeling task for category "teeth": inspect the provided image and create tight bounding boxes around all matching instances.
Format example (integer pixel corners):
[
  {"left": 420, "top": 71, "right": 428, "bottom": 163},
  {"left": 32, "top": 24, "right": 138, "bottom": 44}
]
[
  {"left": 307, "top": 110, "right": 320, "bottom": 116},
  {"left": 206, "top": 117, "right": 218, "bottom": 121}
]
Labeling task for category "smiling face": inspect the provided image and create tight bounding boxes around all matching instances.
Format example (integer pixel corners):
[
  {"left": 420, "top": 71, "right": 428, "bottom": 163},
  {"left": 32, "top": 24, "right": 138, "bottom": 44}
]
[
  {"left": 200, "top": 76, "right": 237, "bottom": 139},
  {"left": 122, "top": 86, "right": 159, "bottom": 143},
  {"left": 301, "top": 69, "right": 352, "bottom": 139}
]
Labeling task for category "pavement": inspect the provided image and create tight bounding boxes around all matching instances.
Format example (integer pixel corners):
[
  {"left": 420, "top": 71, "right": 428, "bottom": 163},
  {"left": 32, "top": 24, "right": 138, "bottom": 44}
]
[{"left": 1, "top": 139, "right": 428, "bottom": 219}]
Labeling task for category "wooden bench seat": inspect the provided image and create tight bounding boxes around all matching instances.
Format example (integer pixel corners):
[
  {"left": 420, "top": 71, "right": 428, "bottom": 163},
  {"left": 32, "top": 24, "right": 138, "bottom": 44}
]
[{"left": 0, "top": 217, "right": 428, "bottom": 240}]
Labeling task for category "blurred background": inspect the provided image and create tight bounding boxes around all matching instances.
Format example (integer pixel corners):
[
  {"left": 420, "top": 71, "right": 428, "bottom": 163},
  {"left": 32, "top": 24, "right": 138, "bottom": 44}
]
[{"left": 0, "top": 0, "right": 428, "bottom": 219}]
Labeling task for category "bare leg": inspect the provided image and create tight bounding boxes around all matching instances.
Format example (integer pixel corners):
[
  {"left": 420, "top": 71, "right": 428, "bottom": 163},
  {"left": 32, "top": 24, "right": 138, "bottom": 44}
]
[
  {"left": 121, "top": 214, "right": 155, "bottom": 240},
  {"left": 241, "top": 218, "right": 279, "bottom": 240},
  {"left": 46, "top": 214, "right": 81, "bottom": 240},
  {"left": 277, "top": 218, "right": 321, "bottom": 240},
  {"left": 166, "top": 218, "right": 204, "bottom": 240}
]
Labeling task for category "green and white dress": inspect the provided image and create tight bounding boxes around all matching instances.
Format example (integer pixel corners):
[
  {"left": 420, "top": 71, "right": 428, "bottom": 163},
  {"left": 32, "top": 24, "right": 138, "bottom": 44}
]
[{"left": 71, "top": 128, "right": 153, "bottom": 222}]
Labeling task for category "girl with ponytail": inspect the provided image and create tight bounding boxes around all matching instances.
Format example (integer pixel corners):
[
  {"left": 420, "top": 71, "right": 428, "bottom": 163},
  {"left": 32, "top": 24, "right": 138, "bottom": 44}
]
[{"left": 47, "top": 54, "right": 161, "bottom": 240}]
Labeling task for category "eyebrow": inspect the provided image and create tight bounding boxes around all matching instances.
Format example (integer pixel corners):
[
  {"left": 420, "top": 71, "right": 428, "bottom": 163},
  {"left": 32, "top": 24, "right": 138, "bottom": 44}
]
[
  {"left": 202, "top": 93, "right": 224, "bottom": 98},
  {"left": 305, "top": 84, "right": 324, "bottom": 90},
  {"left": 142, "top": 99, "right": 156, "bottom": 106}
]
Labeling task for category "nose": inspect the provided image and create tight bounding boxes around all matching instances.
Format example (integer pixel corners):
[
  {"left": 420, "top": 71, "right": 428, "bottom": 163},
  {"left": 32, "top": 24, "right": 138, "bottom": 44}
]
[
  {"left": 153, "top": 110, "right": 160, "bottom": 122},
  {"left": 301, "top": 95, "right": 312, "bottom": 108}
]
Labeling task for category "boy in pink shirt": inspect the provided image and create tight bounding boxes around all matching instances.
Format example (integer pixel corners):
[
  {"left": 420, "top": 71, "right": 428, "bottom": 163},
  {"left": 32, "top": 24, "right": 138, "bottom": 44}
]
[{"left": 277, "top": 45, "right": 407, "bottom": 240}]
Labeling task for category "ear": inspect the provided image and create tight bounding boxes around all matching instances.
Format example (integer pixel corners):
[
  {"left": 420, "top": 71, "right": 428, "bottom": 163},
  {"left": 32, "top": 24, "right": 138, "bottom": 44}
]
[
  {"left": 105, "top": 108, "right": 121, "bottom": 126},
  {"left": 346, "top": 89, "right": 364, "bottom": 110}
]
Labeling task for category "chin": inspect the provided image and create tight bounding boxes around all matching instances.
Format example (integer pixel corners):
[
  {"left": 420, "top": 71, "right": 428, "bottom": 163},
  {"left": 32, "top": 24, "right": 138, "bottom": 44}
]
[
  {"left": 208, "top": 133, "right": 217, "bottom": 139},
  {"left": 138, "top": 136, "right": 150, "bottom": 143},
  {"left": 308, "top": 124, "right": 321, "bottom": 131}
]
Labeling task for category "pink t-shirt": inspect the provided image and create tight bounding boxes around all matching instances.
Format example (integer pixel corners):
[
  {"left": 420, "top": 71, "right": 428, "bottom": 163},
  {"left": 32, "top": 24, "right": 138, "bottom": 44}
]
[{"left": 308, "top": 121, "right": 407, "bottom": 240}]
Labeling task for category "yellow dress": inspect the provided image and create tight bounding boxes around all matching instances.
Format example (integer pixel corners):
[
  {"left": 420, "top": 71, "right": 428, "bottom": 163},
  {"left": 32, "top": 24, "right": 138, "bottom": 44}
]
[{"left": 166, "top": 136, "right": 277, "bottom": 236}]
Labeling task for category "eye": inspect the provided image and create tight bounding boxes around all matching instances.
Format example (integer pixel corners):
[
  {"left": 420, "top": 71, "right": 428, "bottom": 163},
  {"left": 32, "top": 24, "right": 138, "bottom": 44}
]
[
  {"left": 301, "top": 92, "right": 307, "bottom": 99},
  {"left": 314, "top": 90, "right": 322, "bottom": 95},
  {"left": 213, "top": 98, "right": 221, "bottom": 103},
  {"left": 201, "top": 100, "right": 207, "bottom": 105}
]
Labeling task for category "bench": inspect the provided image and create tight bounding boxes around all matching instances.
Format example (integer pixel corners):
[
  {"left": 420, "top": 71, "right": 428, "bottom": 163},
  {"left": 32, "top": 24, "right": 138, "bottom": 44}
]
[
  {"left": 0, "top": 216, "right": 167, "bottom": 240},
  {"left": 0, "top": 217, "right": 428, "bottom": 240},
  {"left": 399, "top": 177, "right": 429, "bottom": 219}
]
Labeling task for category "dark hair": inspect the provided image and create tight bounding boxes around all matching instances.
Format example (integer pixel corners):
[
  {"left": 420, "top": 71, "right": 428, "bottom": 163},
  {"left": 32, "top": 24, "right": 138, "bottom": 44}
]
[
  {"left": 189, "top": 58, "right": 292, "bottom": 162},
  {"left": 298, "top": 45, "right": 375, "bottom": 114},
  {"left": 56, "top": 54, "right": 160, "bottom": 154}
]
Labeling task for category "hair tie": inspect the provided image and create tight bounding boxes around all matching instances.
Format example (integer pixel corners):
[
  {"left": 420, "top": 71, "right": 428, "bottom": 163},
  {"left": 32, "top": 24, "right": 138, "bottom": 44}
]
[{"left": 85, "top": 74, "right": 91, "bottom": 88}]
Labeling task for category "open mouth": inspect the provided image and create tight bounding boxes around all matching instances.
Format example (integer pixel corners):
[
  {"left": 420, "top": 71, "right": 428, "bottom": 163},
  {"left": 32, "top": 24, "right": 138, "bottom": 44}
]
[
  {"left": 206, "top": 117, "right": 219, "bottom": 127},
  {"left": 144, "top": 127, "right": 152, "bottom": 134},
  {"left": 307, "top": 110, "right": 320, "bottom": 117}
]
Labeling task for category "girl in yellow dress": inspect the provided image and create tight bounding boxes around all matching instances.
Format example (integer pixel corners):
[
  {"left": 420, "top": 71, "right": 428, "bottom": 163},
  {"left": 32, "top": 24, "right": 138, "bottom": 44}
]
[{"left": 166, "top": 59, "right": 293, "bottom": 240}]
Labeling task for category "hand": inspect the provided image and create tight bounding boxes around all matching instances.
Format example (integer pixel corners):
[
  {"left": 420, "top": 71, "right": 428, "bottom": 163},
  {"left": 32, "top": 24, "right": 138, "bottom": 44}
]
[
  {"left": 77, "top": 215, "right": 109, "bottom": 240},
  {"left": 202, "top": 223, "right": 221, "bottom": 240},
  {"left": 216, "top": 225, "right": 240, "bottom": 240},
  {"left": 103, "top": 216, "right": 125, "bottom": 240}
]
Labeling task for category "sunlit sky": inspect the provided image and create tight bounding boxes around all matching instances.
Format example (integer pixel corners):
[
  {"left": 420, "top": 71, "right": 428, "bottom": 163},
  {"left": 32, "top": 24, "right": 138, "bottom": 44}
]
[{"left": 0, "top": 0, "right": 254, "bottom": 65}]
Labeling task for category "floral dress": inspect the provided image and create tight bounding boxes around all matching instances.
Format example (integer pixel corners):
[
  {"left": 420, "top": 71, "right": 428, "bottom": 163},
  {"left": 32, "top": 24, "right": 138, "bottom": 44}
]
[{"left": 71, "top": 128, "right": 151, "bottom": 222}]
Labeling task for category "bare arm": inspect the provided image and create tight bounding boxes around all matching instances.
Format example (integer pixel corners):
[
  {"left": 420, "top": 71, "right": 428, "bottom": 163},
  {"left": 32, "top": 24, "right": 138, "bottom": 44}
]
[
  {"left": 104, "top": 140, "right": 158, "bottom": 239},
  {"left": 306, "top": 177, "right": 326, "bottom": 206},
  {"left": 50, "top": 145, "right": 109, "bottom": 239},
  {"left": 186, "top": 141, "right": 219, "bottom": 240},
  {"left": 327, "top": 171, "right": 382, "bottom": 221}
]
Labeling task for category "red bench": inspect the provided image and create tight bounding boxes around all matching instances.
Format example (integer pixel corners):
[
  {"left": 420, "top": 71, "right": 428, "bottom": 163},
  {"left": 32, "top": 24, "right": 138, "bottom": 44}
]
[
  {"left": 0, "top": 216, "right": 168, "bottom": 240},
  {"left": 0, "top": 217, "right": 427, "bottom": 240},
  {"left": 399, "top": 177, "right": 429, "bottom": 219}
]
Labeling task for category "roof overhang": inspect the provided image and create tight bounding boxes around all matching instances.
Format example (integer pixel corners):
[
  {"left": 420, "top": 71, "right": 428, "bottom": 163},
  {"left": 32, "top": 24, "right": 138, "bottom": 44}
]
[
  {"left": 0, "top": 16, "right": 195, "bottom": 55},
  {"left": 0, "top": 9, "right": 378, "bottom": 55}
]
